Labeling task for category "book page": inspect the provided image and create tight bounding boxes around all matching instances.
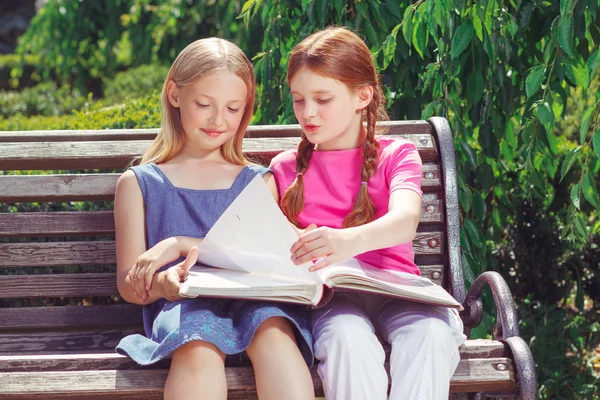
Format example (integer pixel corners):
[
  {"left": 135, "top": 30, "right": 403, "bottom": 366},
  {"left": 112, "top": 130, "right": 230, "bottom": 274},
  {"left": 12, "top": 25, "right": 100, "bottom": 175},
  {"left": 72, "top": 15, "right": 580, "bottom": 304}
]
[
  {"left": 196, "top": 174, "right": 322, "bottom": 285},
  {"left": 318, "top": 258, "right": 462, "bottom": 309},
  {"left": 180, "top": 266, "right": 323, "bottom": 305}
]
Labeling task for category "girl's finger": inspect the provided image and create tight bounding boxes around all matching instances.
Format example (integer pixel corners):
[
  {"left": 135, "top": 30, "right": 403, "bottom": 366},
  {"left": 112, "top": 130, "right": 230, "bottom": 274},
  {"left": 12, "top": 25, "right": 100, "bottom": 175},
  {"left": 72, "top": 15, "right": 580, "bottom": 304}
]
[
  {"left": 293, "top": 247, "right": 330, "bottom": 266},
  {"left": 290, "top": 230, "right": 322, "bottom": 253},
  {"left": 291, "top": 238, "right": 325, "bottom": 261},
  {"left": 308, "top": 256, "right": 332, "bottom": 272},
  {"left": 144, "top": 263, "right": 157, "bottom": 291}
]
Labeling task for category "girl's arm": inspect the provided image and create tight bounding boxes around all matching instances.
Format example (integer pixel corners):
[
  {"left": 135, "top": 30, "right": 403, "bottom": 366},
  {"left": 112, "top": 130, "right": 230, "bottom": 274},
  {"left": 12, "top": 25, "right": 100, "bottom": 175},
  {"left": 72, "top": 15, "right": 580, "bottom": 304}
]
[
  {"left": 290, "top": 189, "right": 421, "bottom": 271},
  {"left": 114, "top": 170, "right": 163, "bottom": 305},
  {"left": 115, "top": 171, "right": 203, "bottom": 303}
]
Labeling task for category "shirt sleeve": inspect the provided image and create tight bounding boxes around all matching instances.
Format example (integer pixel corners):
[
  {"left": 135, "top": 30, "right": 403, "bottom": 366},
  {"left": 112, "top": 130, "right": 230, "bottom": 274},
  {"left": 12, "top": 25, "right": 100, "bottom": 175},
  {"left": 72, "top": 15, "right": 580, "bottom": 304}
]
[{"left": 386, "top": 140, "right": 423, "bottom": 197}]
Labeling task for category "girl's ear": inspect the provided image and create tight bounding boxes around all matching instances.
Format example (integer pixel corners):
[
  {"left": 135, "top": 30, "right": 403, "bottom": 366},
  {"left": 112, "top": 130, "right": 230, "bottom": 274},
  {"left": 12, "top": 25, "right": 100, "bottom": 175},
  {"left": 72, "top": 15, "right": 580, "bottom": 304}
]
[
  {"left": 356, "top": 85, "right": 374, "bottom": 111},
  {"left": 166, "top": 80, "right": 180, "bottom": 108}
]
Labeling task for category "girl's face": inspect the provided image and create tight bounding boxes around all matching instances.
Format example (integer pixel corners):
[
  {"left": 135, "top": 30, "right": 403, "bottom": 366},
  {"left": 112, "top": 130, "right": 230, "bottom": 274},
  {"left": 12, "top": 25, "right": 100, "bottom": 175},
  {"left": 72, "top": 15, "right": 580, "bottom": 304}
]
[
  {"left": 289, "top": 66, "right": 372, "bottom": 151},
  {"left": 167, "top": 71, "right": 248, "bottom": 156}
]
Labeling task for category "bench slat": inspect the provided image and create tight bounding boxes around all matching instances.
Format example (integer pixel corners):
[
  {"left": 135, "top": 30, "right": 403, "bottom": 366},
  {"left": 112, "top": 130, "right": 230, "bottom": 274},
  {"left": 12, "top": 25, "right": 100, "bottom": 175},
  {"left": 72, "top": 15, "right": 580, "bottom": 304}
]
[
  {"left": 0, "top": 233, "right": 444, "bottom": 269},
  {"left": 0, "top": 358, "right": 516, "bottom": 396},
  {"left": 0, "top": 305, "right": 142, "bottom": 331},
  {"left": 0, "top": 340, "right": 508, "bottom": 372},
  {"left": 0, "top": 164, "right": 443, "bottom": 202},
  {"left": 0, "top": 241, "right": 116, "bottom": 267},
  {"left": 0, "top": 121, "right": 433, "bottom": 143},
  {"left": 0, "top": 264, "right": 445, "bottom": 299},
  {"left": 0, "top": 200, "right": 443, "bottom": 237},
  {"left": 0, "top": 134, "right": 437, "bottom": 171}
]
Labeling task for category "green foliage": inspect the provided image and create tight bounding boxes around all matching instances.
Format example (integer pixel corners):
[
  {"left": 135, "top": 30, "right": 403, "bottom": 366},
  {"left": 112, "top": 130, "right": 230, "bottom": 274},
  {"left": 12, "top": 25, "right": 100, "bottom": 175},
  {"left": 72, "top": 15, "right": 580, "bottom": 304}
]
[
  {"left": 0, "top": 94, "right": 161, "bottom": 130},
  {"left": 0, "top": 54, "right": 40, "bottom": 90},
  {"left": 0, "top": 82, "right": 88, "bottom": 118},
  {"left": 13, "top": 0, "right": 260, "bottom": 93},
  {"left": 103, "top": 64, "right": 170, "bottom": 102},
  {"left": 240, "top": 0, "right": 600, "bottom": 289},
  {"left": 518, "top": 300, "right": 599, "bottom": 399}
]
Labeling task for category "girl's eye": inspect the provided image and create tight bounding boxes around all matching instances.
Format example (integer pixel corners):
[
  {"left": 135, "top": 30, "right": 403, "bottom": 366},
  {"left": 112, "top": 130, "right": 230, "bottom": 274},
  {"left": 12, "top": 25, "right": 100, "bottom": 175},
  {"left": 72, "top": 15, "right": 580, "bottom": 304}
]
[
  {"left": 317, "top": 98, "right": 332, "bottom": 104},
  {"left": 227, "top": 107, "right": 240, "bottom": 113},
  {"left": 195, "top": 102, "right": 209, "bottom": 108},
  {"left": 293, "top": 99, "right": 305, "bottom": 104}
]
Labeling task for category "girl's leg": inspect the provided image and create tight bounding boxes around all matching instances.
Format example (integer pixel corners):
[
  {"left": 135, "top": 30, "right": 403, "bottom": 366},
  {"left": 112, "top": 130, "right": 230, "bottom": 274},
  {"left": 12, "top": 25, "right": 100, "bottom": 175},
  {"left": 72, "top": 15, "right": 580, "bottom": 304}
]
[
  {"left": 245, "top": 316, "right": 315, "bottom": 400},
  {"left": 164, "top": 340, "right": 227, "bottom": 400},
  {"left": 373, "top": 299, "right": 466, "bottom": 400},
  {"left": 311, "top": 293, "right": 388, "bottom": 400}
]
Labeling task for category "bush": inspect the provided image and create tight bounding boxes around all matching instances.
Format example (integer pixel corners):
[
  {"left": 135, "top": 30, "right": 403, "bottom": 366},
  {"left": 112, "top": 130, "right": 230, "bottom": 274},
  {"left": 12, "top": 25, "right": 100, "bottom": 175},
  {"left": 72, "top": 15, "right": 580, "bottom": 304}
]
[
  {"left": 0, "top": 82, "right": 88, "bottom": 118},
  {"left": 0, "top": 93, "right": 161, "bottom": 131},
  {"left": 0, "top": 54, "right": 40, "bottom": 90},
  {"left": 103, "top": 64, "right": 170, "bottom": 102}
]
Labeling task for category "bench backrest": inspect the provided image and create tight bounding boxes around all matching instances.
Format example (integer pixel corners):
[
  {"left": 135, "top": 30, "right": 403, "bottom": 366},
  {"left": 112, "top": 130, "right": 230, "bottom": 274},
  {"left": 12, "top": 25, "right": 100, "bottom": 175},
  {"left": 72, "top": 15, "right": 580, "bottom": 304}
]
[{"left": 0, "top": 118, "right": 464, "bottom": 356}]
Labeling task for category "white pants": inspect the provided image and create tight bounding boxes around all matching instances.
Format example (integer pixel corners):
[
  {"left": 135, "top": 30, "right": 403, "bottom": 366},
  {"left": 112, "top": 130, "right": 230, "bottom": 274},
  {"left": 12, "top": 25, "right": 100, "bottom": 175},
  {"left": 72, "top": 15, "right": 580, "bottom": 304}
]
[{"left": 311, "top": 292, "right": 466, "bottom": 400}]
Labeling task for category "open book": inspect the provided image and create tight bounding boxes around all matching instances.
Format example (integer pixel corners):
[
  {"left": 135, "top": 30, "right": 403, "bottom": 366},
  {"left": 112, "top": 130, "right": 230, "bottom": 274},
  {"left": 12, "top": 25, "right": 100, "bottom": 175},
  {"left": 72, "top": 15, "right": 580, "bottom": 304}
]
[{"left": 179, "top": 175, "right": 462, "bottom": 310}]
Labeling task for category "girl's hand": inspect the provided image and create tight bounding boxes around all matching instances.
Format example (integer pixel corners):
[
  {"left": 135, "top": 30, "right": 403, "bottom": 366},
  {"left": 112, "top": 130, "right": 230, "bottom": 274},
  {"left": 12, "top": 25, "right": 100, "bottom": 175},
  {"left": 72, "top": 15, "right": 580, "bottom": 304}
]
[
  {"left": 290, "top": 226, "right": 358, "bottom": 272},
  {"left": 129, "top": 237, "right": 182, "bottom": 301},
  {"left": 155, "top": 247, "right": 199, "bottom": 302}
]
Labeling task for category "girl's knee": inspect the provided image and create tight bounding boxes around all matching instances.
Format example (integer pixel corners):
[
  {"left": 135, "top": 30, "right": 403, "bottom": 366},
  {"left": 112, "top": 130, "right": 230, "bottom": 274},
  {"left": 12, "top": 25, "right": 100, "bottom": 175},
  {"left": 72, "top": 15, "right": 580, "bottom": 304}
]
[{"left": 171, "top": 340, "right": 226, "bottom": 368}]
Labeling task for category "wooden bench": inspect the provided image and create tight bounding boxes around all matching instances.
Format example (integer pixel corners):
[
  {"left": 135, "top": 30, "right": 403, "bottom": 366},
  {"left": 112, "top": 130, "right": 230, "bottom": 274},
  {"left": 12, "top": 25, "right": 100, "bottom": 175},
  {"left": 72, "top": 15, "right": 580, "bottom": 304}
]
[{"left": 0, "top": 118, "right": 537, "bottom": 399}]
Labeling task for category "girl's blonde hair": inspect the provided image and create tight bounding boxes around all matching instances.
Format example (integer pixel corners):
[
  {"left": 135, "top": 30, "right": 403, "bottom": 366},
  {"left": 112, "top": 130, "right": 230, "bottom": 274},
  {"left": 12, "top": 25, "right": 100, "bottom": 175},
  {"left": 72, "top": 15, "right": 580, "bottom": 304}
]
[
  {"left": 280, "top": 27, "right": 389, "bottom": 228},
  {"left": 141, "top": 38, "right": 255, "bottom": 165}
]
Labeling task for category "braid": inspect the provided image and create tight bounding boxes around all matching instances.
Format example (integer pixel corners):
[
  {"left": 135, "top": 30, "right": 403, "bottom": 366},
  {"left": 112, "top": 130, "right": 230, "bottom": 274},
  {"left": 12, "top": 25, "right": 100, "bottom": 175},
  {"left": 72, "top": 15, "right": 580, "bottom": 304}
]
[
  {"left": 343, "top": 87, "right": 385, "bottom": 228},
  {"left": 280, "top": 134, "right": 314, "bottom": 227}
]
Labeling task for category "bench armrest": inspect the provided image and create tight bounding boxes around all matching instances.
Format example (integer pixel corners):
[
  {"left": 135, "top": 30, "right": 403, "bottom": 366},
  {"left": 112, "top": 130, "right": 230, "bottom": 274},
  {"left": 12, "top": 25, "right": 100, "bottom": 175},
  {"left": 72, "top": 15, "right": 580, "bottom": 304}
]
[{"left": 460, "top": 271, "right": 519, "bottom": 340}]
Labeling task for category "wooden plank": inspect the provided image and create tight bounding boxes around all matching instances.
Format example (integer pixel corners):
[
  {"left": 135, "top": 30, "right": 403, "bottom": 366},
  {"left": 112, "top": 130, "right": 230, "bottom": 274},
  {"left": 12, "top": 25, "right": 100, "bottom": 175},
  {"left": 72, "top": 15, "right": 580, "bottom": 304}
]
[
  {"left": 0, "top": 121, "right": 433, "bottom": 143},
  {"left": 0, "top": 340, "right": 506, "bottom": 373},
  {"left": 0, "top": 194, "right": 443, "bottom": 237},
  {"left": 0, "top": 263, "right": 444, "bottom": 300},
  {"left": 0, "top": 330, "right": 141, "bottom": 355},
  {"left": 0, "top": 134, "right": 437, "bottom": 171},
  {"left": 0, "top": 358, "right": 516, "bottom": 396},
  {"left": 0, "top": 238, "right": 445, "bottom": 269},
  {"left": 0, "top": 174, "right": 119, "bottom": 202},
  {"left": 0, "top": 211, "right": 114, "bottom": 237},
  {"left": 0, "top": 163, "right": 443, "bottom": 202},
  {"left": 0, "top": 305, "right": 142, "bottom": 331},
  {"left": 0, "top": 273, "right": 119, "bottom": 299},
  {"left": 0, "top": 241, "right": 115, "bottom": 267}
]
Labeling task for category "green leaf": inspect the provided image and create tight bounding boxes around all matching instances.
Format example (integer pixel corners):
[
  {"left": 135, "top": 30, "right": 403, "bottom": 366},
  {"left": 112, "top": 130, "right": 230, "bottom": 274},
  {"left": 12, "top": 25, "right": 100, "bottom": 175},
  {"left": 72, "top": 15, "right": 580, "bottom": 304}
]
[
  {"left": 507, "top": 14, "right": 518, "bottom": 37},
  {"left": 459, "top": 186, "right": 473, "bottom": 212},
  {"left": 560, "top": 146, "right": 581, "bottom": 182},
  {"left": 334, "top": 0, "right": 346, "bottom": 17},
  {"left": 525, "top": 66, "right": 546, "bottom": 99},
  {"left": 451, "top": 23, "right": 474, "bottom": 60},
  {"left": 574, "top": 215, "right": 587, "bottom": 238},
  {"left": 558, "top": 16, "right": 575, "bottom": 58},
  {"left": 464, "top": 218, "right": 484, "bottom": 248},
  {"left": 402, "top": 5, "right": 414, "bottom": 47},
  {"left": 550, "top": 90, "right": 565, "bottom": 119},
  {"left": 580, "top": 104, "right": 595, "bottom": 144},
  {"left": 467, "top": 71, "right": 485, "bottom": 104},
  {"left": 381, "top": 24, "right": 401, "bottom": 70},
  {"left": 472, "top": 191, "right": 487, "bottom": 222},
  {"left": 564, "top": 56, "right": 587, "bottom": 86},
  {"left": 560, "top": 0, "right": 574, "bottom": 16},
  {"left": 571, "top": 182, "right": 581, "bottom": 210},
  {"left": 593, "top": 130, "right": 600, "bottom": 160},
  {"left": 355, "top": 1, "right": 369, "bottom": 21},
  {"left": 412, "top": 16, "right": 428, "bottom": 59},
  {"left": 586, "top": 49, "right": 600, "bottom": 84},
  {"left": 582, "top": 172, "right": 600, "bottom": 208},
  {"left": 473, "top": 13, "right": 483, "bottom": 41},
  {"left": 460, "top": 142, "right": 478, "bottom": 169},
  {"left": 537, "top": 102, "right": 555, "bottom": 136},
  {"left": 316, "top": 0, "right": 328, "bottom": 23}
]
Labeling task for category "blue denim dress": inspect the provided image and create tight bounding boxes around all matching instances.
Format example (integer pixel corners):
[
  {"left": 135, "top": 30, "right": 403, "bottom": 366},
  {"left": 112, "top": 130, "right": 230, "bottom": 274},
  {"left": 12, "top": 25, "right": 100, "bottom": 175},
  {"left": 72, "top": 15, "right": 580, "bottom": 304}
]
[{"left": 116, "top": 163, "right": 313, "bottom": 366}]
